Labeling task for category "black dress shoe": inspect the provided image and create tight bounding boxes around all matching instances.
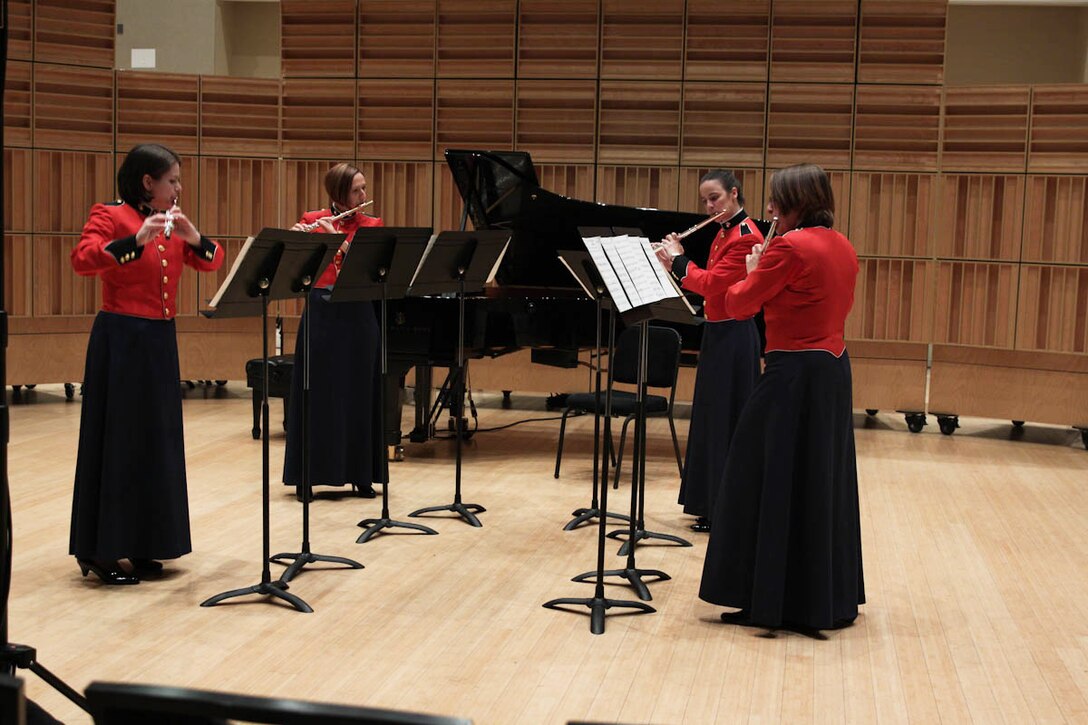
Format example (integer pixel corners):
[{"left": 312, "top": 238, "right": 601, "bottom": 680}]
[
  {"left": 130, "top": 558, "right": 164, "bottom": 575},
  {"left": 77, "top": 559, "right": 139, "bottom": 585},
  {"left": 354, "top": 483, "right": 377, "bottom": 499},
  {"left": 690, "top": 517, "right": 711, "bottom": 533}
]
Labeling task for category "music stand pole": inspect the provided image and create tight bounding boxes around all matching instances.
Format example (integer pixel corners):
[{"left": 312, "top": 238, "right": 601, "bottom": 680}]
[
  {"left": 357, "top": 273, "right": 438, "bottom": 542},
  {"left": 544, "top": 309, "right": 654, "bottom": 633},
  {"left": 202, "top": 284, "right": 312, "bottom": 612},
  {"left": 573, "top": 321, "right": 670, "bottom": 601},
  {"left": 564, "top": 289, "right": 630, "bottom": 531},
  {"left": 270, "top": 279, "right": 364, "bottom": 583},
  {"left": 409, "top": 271, "right": 485, "bottom": 527}
]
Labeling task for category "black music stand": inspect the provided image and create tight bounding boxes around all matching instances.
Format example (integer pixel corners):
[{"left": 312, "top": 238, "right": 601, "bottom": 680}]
[
  {"left": 269, "top": 257, "right": 367, "bottom": 584},
  {"left": 201, "top": 228, "right": 340, "bottom": 612},
  {"left": 329, "top": 227, "right": 440, "bottom": 543},
  {"left": 569, "top": 239, "right": 698, "bottom": 602},
  {"left": 556, "top": 249, "right": 630, "bottom": 531},
  {"left": 543, "top": 255, "right": 654, "bottom": 634},
  {"left": 407, "top": 231, "right": 510, "bottom": 527}
]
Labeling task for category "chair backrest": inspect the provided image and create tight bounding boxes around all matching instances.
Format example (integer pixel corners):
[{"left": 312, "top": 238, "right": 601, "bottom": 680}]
[
  {"left": 85, "top": 682, "right": 472, "bottom": 725},
  {"left": 611, "top": 325, "right": 682, "bottom": 390}
]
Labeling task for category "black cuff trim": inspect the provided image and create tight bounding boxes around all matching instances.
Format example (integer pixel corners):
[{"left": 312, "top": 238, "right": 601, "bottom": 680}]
[
  {"left": 671, "top": 255, "right": 691, "bottom": 280},
  {"left": 105, "top": 236, "right": 142, "bottom": 265},
  {"left": 197, "top": 235, "right": 218, "bottom": 262}
]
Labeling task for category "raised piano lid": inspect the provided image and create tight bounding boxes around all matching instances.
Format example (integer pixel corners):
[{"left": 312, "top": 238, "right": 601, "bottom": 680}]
[{"left": 444, "top": 149, "right": 716, "bottom": 291}]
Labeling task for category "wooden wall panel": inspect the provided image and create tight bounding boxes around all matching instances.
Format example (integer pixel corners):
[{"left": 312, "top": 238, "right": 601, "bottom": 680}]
[
  {"left": 933, "top": 261, "right": 1019, "bottom": 348},
  {"left": 933, "top": 174, "right": 1024, "bottom": 261},
  {"left": 770, "top": 0, "right": 857, "bottom": 83},
  {"left": 34, "top": 0, "right": 114, "bottom": 68},
  {"left": 197, "top": 158, "right": 280, "bottom": 239},
  {"left": 1023, "top": 176, "right": 1088, "bottom": 265},
  {"left": 1028, "top": 85, "right": 1088, "bottom": 174},
  {"left": 535, "top": 164, "right": 595, "bottom": 202},
  {"left": 280, "top": 159, "right": 342, "bottom": 228},
  {"left": 357, "top": 161, "right": 434, "bottom": 227},
  {"left": 517, "top": 0, "right": 599, "bottom": 79},
  {"left": 33, "top": 151, "right": 114, "bottom": 234},
  {"left": 853, "top": 85, "right": 941, "bottom": 172},
  {"left": 681, "top": 83, "right": 766, "bottom": 168},
  {"left": 280, "top": 0, "right": 358, "bottom": 77},
  {"left": 358, "top": 78, "right": 435, "bottom": 160},
  {"left": 116, "top": 72, "right": 200, "bottom": 156},
  {"left": 601, "top": 0, "right": 685, "bottom": 80},
  {"left": 684, "top": 0, "right": 770, "bottom": 82},
  {"left": 4, "top": 235, "right": 32, "bottom": 317},
  {"left": 766, "top": 83, "right": 854, "bottom": 170},
  {"left": 848, "top": 258, "right": 934, "bottom": 342},
  {"left": 435, "top": 80, "right": 514, "bottom": 160},
  {"left": 941, "top": 86, "right": 1030, "bottom": 173},
  {"left": 679, "top": 167, "right": 766, "bottom": 216},
  {"left": 33, "top": 64, "right": 114, "bottom": 151},
  {"left": 7, "top": 0, "right": 33, "bottom": 62},
  {"left": 4, "top": 149, "right": 33, "bottom": 233},
  {"left": 849, "top": 173, "right": 935, "bottom": 257},
  {"left": 358, "top": 0, "right": 437, "bottom": 78},
  {"left": 858, "top": 0, "right": 946, "bottom": 85},
  {"left": 516, "top": 80, "right": 596, "bottom": 163},
  {"left": 1016, "top": 265, "right": 1088, "bottom": 354},
  {"left": 436, "top": 0, "right": 516, "bottom": 78},
  {"left": 4, "top": 60, "right": 33, "bottom": 148},
  {"left": 33, "top": 236, "right": 99, "bottom": 316},
  {"left": 199, "top": 77, "right": 280, "bottom": 158},
  {"left": 596, "top": 166, "right": 678, "bottom": 211},
  {"left": 597, "top": 82, "right": 680, "bottom": 165},
  {"left": 281, "top": 78, "right": 356, "bottom": 159}
]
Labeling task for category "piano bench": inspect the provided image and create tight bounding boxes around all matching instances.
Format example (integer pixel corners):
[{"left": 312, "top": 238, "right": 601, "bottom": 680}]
[{"left": 244, "top": 355, "right": 294, "bottom": 440}]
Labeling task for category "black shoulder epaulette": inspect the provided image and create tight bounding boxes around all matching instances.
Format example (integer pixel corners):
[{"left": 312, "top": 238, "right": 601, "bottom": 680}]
[{"left": 104, "top": 199, "right": 124, "bottom": 206}]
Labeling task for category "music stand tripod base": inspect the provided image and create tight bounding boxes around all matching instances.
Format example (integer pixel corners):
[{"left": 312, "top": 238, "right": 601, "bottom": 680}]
[
  {"left": 356, "top": 515, "right": 438, "bottom": 543},
  {"left": 269, "top": 550, "right": 364, "bottom": 584},
  {"left": 564, "top": 506, "right": 630, "bottom": 531},
  {"left": 200, "top": 578, "right": 313, "bottom": 613},
  {"left": 607, "top": 527, "right": 692, "bottom": 557},
  {"left": 542, "top": 596, "right": 655, "bottom": 636},
  {"left": 570, "top": 565, "right": 670, "bottom": 602},
  {"left": 408, "top": 501, "right": 486, "bottom": 528}
]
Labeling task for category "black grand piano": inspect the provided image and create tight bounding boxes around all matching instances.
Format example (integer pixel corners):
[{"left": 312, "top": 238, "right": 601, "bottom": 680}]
[{"left": 384, "top": 149, "right": 720, "bottom": 447}]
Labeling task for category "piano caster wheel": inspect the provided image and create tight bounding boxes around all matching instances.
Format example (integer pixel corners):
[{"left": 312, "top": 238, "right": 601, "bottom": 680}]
[
  {"left": 502, "top": 390, "right": 512, "bottom": 409},
  {"left": 392, "top": 445, "right": 405, "bottom": 462},
  {"left": 64, "top": 383, "right": 75, "bottom": 400}
]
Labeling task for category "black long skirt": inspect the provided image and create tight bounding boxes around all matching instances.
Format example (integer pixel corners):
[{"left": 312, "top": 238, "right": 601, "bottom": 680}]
[
  {"left": 678, "top": 319, "right": 761, "bottom": 519},
  {"left": 699, "top": 350, "right": 865, "bottom": 630},
  {"left": 69, "top": 312, "right": 191, "bottom": 561},
  {"left": 283, "top": 288, "right": 384, "bottom": 489}
]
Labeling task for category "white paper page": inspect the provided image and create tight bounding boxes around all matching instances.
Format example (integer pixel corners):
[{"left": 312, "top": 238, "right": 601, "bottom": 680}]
[
  {"left": 408, "top": 233, "right": 440, "bottom": 290},
  {"left": 485, "top": 236, "right": 511, "bottom": 283},
  {"left": 583, "top": 236, "right": 632, "bottom": 311},
  {"left": 208, "top": 235, "right": 255, "bottom": 308},
  {"left": 640, "top": 236, "right": 681, "bottom": 302},
  {"left": 557, "top": 255, "right": 596, "bottom": 299},
  {"left": 602, "top": 236, "right": 642, "bottom": 308}
]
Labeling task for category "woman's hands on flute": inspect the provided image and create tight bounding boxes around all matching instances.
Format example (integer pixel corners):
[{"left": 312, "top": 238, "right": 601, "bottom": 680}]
[
  {"left": 745, "top": 242, "right": 764, "bottom": 274},
  {"left": 290, "top": 217, "right": 337, "bottom": 234},
  {"left": 135, "top": 207, "right": 202, "bottom": 247},
  {"left": 653, "top": 232, "right": 684, "bottom": 269}
]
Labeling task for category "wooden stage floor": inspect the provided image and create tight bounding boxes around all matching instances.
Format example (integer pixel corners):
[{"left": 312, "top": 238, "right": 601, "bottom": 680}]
[{"left": 6, "top": 384, "right": 1088, "bottom": 724}]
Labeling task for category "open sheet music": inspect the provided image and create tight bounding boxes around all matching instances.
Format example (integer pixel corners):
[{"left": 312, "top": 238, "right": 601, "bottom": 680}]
[{"left": 581, "top": 234, "right": 694, "bottom": 315}]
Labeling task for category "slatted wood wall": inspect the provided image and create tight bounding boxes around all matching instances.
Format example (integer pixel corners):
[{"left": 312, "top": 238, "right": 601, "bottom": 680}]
[{"left": 3, "top": 0, "right": 1088, "bottom": 427}]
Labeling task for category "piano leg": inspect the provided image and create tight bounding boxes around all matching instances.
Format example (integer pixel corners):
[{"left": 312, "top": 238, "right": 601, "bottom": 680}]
[{"left": 409, "top": 365, "right": 434, "bottom": 443}]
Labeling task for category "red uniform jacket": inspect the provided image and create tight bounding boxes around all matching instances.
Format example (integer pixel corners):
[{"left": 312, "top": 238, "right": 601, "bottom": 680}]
[
  {"left": 723, "top": 226, "right": 858, "bottom": 355},
  {"left": 298, "top": 208, "right": 384, "bottom": 289},
  {"left": 671, "top": 209, "right": 764, "bottom": 321},
  {"left": 71, "top": 201, "right": 224, "bottom": 320}
]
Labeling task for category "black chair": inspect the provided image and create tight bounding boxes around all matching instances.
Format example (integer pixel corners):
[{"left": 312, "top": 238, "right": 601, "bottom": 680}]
[
  {"left": 244, "top": 354, "right": 294, "bottom": 439},
  {"left": 85, "top": 682, "right": 472, "bottom": 725},
  {"left": 554, "top": 325, "right": 683, "bottom": 487}
]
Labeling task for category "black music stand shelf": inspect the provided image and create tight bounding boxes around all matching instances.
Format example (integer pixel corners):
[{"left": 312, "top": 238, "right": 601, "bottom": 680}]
[
  {"left": 406, "top": 231, "right": 511, "bottom": 528},
  {"left": 329, "top": 227, "right": 440, "bottom": 543},
  {"left": 200, "top": 228, "right": 342, "bottom": 613}
]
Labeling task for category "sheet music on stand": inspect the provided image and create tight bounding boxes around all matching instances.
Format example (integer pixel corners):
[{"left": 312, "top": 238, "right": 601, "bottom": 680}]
[{"left": 581, "top": 234, "right": 695, "bottom": 317}]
